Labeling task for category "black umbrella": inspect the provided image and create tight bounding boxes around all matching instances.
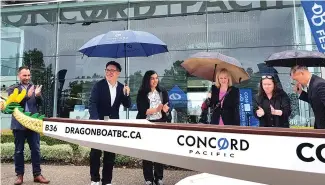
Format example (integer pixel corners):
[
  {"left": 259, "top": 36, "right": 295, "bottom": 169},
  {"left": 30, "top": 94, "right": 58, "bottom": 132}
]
[{"left": 265, "top": 50, "right": 325, "bottom": 67}]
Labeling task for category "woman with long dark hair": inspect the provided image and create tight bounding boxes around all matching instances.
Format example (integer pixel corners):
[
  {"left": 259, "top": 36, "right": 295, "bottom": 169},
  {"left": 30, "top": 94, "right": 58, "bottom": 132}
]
[
  {"left": 136, "top": 70, "right": 169, "bottom": 185},
  {"left": 253, "top": 75, "right": 291, "bottom": 127}
]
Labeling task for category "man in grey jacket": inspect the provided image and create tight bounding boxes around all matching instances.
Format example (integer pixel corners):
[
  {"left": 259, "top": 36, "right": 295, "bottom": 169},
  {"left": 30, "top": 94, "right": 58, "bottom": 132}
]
[{"left": 8, "top": 66, "right": 50, "bottom": 185}]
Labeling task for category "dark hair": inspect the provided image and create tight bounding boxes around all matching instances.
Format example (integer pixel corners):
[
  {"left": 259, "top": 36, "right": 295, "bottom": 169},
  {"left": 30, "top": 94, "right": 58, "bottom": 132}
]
[
  {"left": 139, "top": 70, "right": 161, "bottom": 94},
  {"left": 290, "top": 65, "right": 308, "bottom": 76},
  {"left": 106, "top": 61, "right": 122, "bottom": 72},
  {"left": 258, "top": 75, "right": 278, "bottom": 97},
  {"left": 18, "top": 66, "right": 30, "bottom": 73}
]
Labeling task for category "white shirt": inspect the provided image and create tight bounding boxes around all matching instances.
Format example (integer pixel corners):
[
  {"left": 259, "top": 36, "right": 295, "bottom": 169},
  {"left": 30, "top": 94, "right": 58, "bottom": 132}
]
[
  {"left": 107, "top": 81, "right": 117, "bottom": 106},
  {"left": 147, "top": 90, "right": 162, "bottom": 120},
  {"left": 307, "top": 75, "right": 312, "bottom": 89}
]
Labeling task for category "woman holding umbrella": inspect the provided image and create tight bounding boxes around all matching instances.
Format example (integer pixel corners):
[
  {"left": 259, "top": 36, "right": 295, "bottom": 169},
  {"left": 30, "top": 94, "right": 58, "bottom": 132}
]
[
  {"left": 253, "top": 75, "right": 291, "bottom": 128},
  {"left": 182, "top": 52, "right": 250, "bottom": 125},
  {"left": 136, "top": 70, "right": 169, "bottom": 185},
  {"left": 210, "top": 68, "right": 240, "bottom": 125}
]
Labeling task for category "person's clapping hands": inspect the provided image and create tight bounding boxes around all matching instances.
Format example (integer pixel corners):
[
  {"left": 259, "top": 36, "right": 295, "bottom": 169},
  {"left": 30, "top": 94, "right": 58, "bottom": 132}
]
[
  {"left": 256, "top": 106, "right": 265, "bottom": 117},
  {"left": 35, "top": 85, "right": 42, "bottom": 97},
  {"left": 270, "top": 105, "right": 282, "bottom": 116}
]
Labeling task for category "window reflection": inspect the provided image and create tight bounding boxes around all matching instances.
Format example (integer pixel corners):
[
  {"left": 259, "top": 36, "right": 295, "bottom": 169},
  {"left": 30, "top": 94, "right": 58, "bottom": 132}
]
[{"left": 0, "top": 1, "right": 317, "bottom": 126}]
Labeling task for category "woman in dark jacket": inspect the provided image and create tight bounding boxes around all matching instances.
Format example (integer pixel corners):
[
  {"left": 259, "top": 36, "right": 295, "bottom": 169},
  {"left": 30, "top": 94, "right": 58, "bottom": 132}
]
[
  {"left": 253, "top": 75, "right": 291, "bottom": 128},
  {"left": 210, "top": 68, "right": 240, "bottom": 125},
  {"left": 136, "top": 70, "right": 169, "bottom": 185}
]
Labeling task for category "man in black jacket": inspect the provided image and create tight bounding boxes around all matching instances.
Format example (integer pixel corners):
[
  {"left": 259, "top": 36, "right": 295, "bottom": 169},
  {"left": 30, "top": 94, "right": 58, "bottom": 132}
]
[
  {"left": 89, "top": 61, "right": 131, "bottom": 185},
  {"left": 291, "top": 65, "right": 325, "bottom": 129}
]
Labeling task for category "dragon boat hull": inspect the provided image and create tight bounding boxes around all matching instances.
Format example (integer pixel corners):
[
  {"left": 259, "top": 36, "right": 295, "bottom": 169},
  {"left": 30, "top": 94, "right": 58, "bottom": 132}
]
[{"left": 12, "top": 108, "right": 325, "bottom": 185}]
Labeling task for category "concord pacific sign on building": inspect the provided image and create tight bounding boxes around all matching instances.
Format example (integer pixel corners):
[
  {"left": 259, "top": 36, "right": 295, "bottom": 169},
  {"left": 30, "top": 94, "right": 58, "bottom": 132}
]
[{"left": 2, "top": 1, "right": 297, "bottom": 26}]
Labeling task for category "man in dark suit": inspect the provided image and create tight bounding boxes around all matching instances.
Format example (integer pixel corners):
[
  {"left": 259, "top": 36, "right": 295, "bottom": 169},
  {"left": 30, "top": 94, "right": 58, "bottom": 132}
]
[
  {"left": 89, "top": 61, "right": 131, "bottom": 185},
  {"left": 291, "top": 65, "right": 325, "bottom": 129},
  {"left": 8, "top": 66, "right": 50, "bottom": 185}
]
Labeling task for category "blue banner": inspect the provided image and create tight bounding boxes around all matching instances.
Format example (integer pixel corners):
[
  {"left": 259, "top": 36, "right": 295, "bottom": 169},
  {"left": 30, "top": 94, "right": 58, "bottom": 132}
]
[
  {"left": 301, "top": 1, "right": 325, "bottom": 53},
  {"left": 239, "top": 88, "right": 259, "bottom": 127},
  {"left": 168, "top": 85, "right": 187, "bottom": 108}
]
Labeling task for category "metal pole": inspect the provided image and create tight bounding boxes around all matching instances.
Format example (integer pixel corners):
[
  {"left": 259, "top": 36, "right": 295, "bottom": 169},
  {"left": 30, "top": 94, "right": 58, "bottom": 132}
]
[
  {"left": 53, "top": 3, "right": 60, "bottom": 117},
  {"left": 292, "top": 0, "right": 300, "bottom": 48},
  {"left": 303, "top": 5, "right": 313, "bottom": 127},
  {"left": 206, "top": 5, "right": 211, "bottom": 124},
  {"left": 126, "top": 1, "right": 130, "bottom": 119},
  {"left": 205, "top": 1, "right": 208, "bottom": 52}
]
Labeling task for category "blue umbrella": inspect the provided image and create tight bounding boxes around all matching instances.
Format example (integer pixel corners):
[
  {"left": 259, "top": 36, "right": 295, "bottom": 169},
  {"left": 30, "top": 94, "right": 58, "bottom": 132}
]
[
  {"left": 79, "top": 30, "right": 168, "bottom": 58},
  {"left": 78, "top": 30, "right": 168, "bottom": 83}
]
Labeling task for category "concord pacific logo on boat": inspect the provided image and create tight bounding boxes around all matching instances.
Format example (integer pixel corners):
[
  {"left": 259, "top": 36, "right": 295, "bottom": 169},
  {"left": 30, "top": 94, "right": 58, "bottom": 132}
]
[{"left": 177, "top": 135, "right": 249, "bottom": 158}]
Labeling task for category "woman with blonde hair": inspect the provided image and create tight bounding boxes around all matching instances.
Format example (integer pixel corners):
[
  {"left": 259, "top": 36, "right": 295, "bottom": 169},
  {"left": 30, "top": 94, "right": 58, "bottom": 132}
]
[{"left": 209, "top": 68, "right": 240, "bottom": 125}]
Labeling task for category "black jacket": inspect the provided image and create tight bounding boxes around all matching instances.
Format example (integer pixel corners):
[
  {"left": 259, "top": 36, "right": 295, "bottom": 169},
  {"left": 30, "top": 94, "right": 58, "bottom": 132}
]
[
  {"left": 210, "top": 85, "right": 240, "bottom": 125},
  {"left": 299, "top": 74, "right": 325, "bottom": 129},
  {"left": 253, "top": 88, "right": 291, "bottom": 128},
  {"left": 136, "top": 87, "right": 170, "bottom": 122},
  {"left": 89, "top": 79, "right": 131, "bottom": 120}
]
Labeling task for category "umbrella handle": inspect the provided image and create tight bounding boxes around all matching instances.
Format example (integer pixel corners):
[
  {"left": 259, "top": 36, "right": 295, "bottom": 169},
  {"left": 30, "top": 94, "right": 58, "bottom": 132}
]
[
  {"left": 212, "top": 64, "right": 217, "bottom": 82},
  {"left": 124, "top": 79, "right": 128, "bottom": 96}
]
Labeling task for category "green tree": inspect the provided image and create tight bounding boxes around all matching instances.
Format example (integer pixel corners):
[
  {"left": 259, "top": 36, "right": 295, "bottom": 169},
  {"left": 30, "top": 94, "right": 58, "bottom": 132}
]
[
  {"left": 23, "top": 49, "right": 54, "bottom": 116},
  {"left": 288, "top": 93, "right": 300, "bottom": 119},
  {"left": 67, "top": 80, "right": 96, "bottom": 107},
  {"left": 160, "top": 60, "right": 188, "bottom": 123},
  {"left": 128, "top": 70, "right": 143, "bottom": 104},
  {"left": 160, "top": 60, "right": 187, "bottom": 91},
  {"left": 92, "top": 73, "right": 102, "bottom": 79},
  {"left": 23, "top": 49, "right": 45, "bottom": 85}
]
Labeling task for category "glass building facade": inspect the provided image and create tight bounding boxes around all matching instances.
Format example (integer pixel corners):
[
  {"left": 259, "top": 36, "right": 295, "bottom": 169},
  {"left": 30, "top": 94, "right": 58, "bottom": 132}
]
[{"left": 0, "top": 0, "right": 322, "bottom": 127}]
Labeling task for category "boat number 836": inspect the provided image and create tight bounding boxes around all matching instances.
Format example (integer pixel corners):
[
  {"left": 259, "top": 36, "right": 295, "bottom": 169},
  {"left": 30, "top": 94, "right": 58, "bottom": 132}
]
[{"left": 45, "top": 125, "right": 57, "bottom": 132}]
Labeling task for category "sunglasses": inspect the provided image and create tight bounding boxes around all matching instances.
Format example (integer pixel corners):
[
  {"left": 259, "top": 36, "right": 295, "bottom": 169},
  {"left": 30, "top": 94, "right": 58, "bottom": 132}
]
[{"left": 261, "top": 75, "right": 274, "bottom": 79}]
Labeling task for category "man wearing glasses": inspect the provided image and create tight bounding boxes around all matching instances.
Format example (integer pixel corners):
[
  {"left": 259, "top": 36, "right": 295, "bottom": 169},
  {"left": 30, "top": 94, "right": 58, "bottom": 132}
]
[
  {"left": 290, "top": 65, "right": 325, "bottom": 129},
  {"left": 89, "top": 61, "right": 131, "bottom": 185}
]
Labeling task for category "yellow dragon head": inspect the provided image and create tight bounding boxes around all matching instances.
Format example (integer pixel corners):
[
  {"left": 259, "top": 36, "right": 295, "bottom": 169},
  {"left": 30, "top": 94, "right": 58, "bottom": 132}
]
[
  {"left": 0, "top": 88, "right": 26, "bottom": 112},
  {"left": 1, "top": 88, "right": 44, "bottom": 134}
]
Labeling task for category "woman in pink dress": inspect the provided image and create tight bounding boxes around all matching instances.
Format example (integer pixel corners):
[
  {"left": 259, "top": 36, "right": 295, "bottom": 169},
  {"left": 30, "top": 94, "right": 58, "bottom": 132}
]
[{"left": 210, "top": 68, "right": 240, "bottom": 125}]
